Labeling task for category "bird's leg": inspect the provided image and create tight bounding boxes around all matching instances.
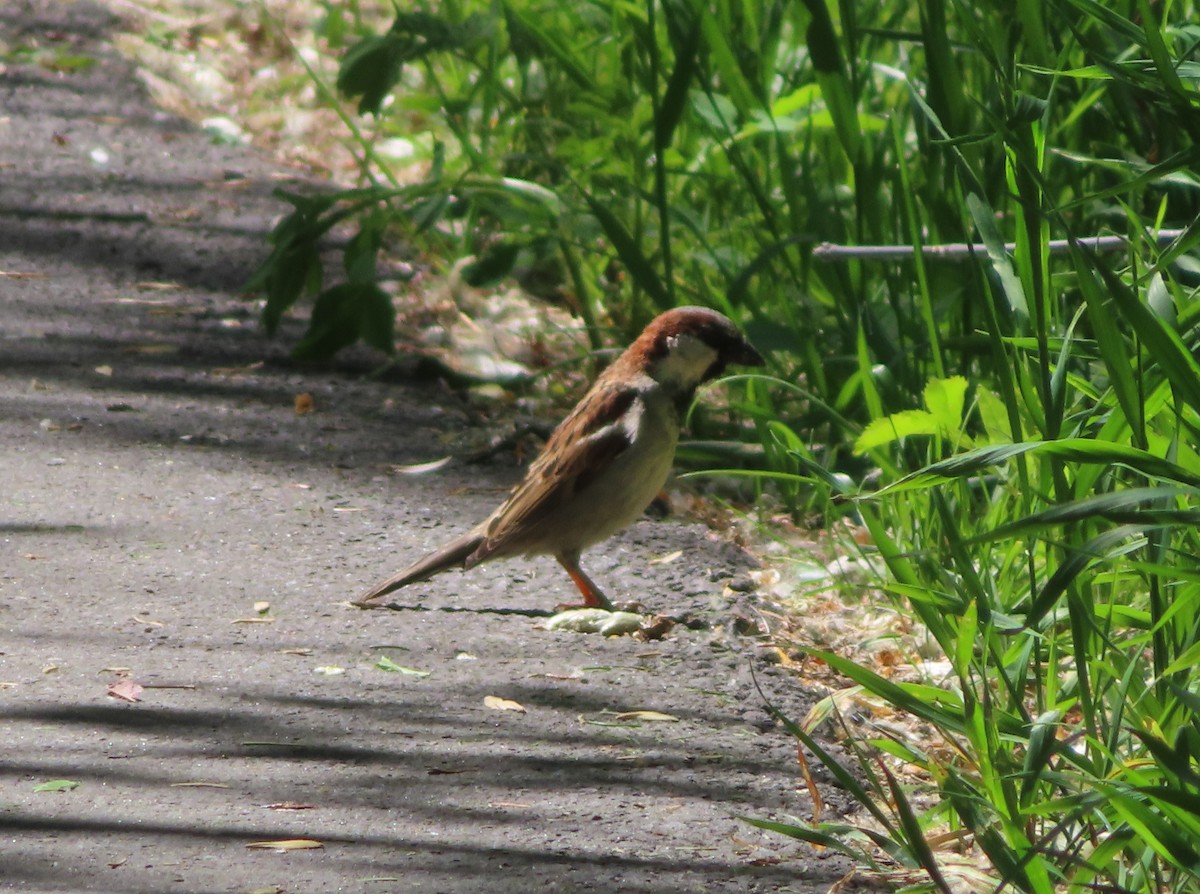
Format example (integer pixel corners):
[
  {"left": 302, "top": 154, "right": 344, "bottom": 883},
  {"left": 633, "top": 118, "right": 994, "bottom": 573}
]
[{"left": 555, "top": 551, "right": 614, "bottom": 611}]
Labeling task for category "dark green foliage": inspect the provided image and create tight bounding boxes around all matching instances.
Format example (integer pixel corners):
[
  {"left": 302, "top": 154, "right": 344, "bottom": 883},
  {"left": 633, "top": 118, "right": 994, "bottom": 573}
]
[
  {"left": 337, "top": 11, "right": 491, "bottom": 115},
  {"left": 292, "top": 281, "right": 395, "bottom": 359}
]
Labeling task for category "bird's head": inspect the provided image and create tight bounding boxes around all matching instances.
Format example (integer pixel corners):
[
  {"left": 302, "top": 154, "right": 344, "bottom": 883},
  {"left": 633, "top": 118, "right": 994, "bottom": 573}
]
[{"left": 631, "top": 306, "right": 764, "bottom": 395}]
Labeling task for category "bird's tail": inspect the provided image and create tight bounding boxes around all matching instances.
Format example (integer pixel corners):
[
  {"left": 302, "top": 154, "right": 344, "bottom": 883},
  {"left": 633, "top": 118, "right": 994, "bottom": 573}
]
[{"left": 353, "top": 531, "right": 484, "bottom": 607}]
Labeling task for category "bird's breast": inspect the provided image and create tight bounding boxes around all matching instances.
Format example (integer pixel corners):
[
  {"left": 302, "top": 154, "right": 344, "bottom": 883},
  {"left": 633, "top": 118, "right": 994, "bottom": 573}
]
[{"left": 568, "top": 388, "right": 678, "bottom": 546}]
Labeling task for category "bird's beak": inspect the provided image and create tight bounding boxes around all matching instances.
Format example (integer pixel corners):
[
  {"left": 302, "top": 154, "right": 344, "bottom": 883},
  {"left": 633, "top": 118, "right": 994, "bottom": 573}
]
[{"left": 731, "top": 339, "right": 765, "bottom": 368}]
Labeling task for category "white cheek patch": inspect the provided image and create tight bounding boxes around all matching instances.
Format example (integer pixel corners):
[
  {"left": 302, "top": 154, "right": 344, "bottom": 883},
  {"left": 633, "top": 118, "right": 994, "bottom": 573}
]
[{"left": 656, "top": 333, "right": 719, "bottom": 387}]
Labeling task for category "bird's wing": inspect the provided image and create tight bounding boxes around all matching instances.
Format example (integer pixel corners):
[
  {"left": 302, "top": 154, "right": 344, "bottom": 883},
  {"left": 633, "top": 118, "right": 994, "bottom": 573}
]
[{"left": 469, "top": 385, "right": 640, "bottom": 563}]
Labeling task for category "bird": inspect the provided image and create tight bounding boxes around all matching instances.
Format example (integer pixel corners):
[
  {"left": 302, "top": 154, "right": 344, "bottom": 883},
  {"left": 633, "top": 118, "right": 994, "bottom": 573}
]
[{"left": 355, "top": 306, "right": 765, "bottom": 611}]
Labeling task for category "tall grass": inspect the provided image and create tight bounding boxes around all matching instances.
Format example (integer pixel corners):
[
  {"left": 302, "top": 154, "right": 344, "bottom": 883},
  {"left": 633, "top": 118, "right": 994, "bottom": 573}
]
[{"left": 250, "top": 0, "right": 1200, "bottom": 889}]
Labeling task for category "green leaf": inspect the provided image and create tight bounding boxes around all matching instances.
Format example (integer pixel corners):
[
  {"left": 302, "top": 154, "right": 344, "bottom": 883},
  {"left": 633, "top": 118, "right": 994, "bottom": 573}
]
[
  {"left": 258, "top": 243, "right": 322, "bottom": 336},
  {"left": 655, "top": 17, "right": 702, "bottom": 152},
  {"left": 343, "top": 222, "right": 383, "bottom": 283},
  {"left": 690, "top": 89, "right": 739, "bottom": 133},
  {"left": 1025, "top": 525, "right": 1148, "bottom": 627},
  {"left": 338, "top": 11, "right": 490, "bottom": 115},
  {"left": 967, "top": 193, "right": 1028, "bottom": 321},
  {"left": 337, "top": 34, "right": 408, "bottom": 115},
  {"left": 880, "top": 440, "right": 1200, "bottom": 494},
  {"left": 34, "top": 779, "right": 80, "bottom": 793},
  {"left": 738, "top": 817, "right": 886, "bottom": 867},
  {"left": 374, "top": 655, "right": 430, "bottom": 677},
  {"left": 922, "top": 376, "right": 968, "bottom": 433},
  {"left": 1095, "top": 256, "right": 1200, "bottom": 419},
  {"left": 1105, "top": 786, "right": 1200, "bottom": 873},
  {"left": 292, "top": 282, "right": 395, "bottom": 360},
  {"left": 579, "top": 191, "right": 670, "bottom": 310},
  {"left": 460, "top": 242, "right": 522, "bottom": 287},
  {"left": 500, "top": 2, "right": 596, "bottom": 92},
  {"left": 799, "top": 0, "right": 858, "bottom": 159},
  {"left": 855, "top": 410, "right": 937, "bottom": 453},
  {"left": 1021, "top": 709, "right": 1065, "bottom": 804},
  {"left": 975, "top": 385, "right": 1014, "bottom": 444},
  {"left": 808, "top": 648, "right": 975, "bottom": 734}
]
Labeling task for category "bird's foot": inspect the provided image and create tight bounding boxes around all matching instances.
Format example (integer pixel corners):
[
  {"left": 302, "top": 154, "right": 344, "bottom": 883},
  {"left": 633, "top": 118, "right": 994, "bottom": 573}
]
[{"left": 553, "top": 597, "right": 642, "bottom": 613}]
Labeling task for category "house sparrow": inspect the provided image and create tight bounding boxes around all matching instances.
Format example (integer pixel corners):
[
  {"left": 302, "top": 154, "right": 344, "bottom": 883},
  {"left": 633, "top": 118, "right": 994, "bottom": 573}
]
[{"left": 355, "top": 306, "right": 764, "bottom": 611}]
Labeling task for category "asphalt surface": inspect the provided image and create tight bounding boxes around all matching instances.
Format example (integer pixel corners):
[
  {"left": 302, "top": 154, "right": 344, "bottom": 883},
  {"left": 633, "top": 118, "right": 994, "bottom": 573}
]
[{"left": 0, "top": 3, "right": 846, "bottom": 892}]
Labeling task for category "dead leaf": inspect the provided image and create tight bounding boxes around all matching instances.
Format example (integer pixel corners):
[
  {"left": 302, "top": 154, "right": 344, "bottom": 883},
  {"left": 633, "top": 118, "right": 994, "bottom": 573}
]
[
  {"left": 245, "top": 839, "right": 323, "bottom": 852},
  {"left": 634, "top": 616, "right": 675, "bottom": 641},
  {"left": 94, "top": 365, "right": 113, "bottom": 376},
  {"left": 254, "top": 601, "right": 270, "bottom": 615},
  {"left": 649, "top": 549, "right": 683, "bottom": 565},
  {"left": 262, "top": 802, "right": 316, "bottom": 810},
  {"left": 279, "top": 647, "right": 313, "bottom": 656},
  {"left": 294, "top": 392, "right": 314, "bottom": 415},
  {"left": 392, "top": 456, "right": 453, "bottom": 475},
  {"left": 795, "top": 741, "right": 824, "bottom": 822},
  {"left": 107, "top": 856, "right": 129, "bottom": 869},
  {"left": 106, "top": 679, "right": 144, "bottom": 702},
  {"left": 484, "top": 696, "right": 527, "bottom": 714},
  {"left": 212, "top": 361, "right": 265, "bottom": 376},
  {"left": 132, "top": 616, "right": 164, "bottom": 627},
  {"left": 106, "top": 297, "right": 171, "bottom": 306},
  {"left": 614, "top": 710, "right": 679, "bottom": 723}
]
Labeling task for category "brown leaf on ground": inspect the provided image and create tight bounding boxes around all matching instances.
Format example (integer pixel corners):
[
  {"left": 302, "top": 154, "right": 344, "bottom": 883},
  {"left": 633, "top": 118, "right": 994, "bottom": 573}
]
[
  {"left": 614, "top": 710, "right": 679, "bottom": 723},
  {"left": 106, "top": 678, "right": 144, "bottom": 702},
  {"left": 484, "top": 695, "right": 527, "bottom": 713},
  {"left": 634, "top": 615, "right": 675, "bottom": 641},
  {"left": 245, "top": 839, "right": 324, "bottom": 852}
]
